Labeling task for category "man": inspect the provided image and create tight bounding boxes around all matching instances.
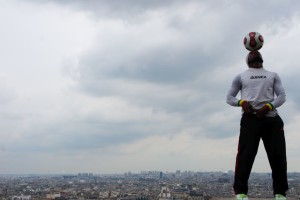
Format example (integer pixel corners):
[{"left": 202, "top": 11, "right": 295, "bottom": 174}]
[{"left": 226, "top": 51, "right": 288, "bottom": 200}]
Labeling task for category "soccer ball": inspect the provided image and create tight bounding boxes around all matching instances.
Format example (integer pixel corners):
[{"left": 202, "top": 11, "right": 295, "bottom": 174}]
[{"left": 243, "top": 32, "right": 264, "bottom": 51}]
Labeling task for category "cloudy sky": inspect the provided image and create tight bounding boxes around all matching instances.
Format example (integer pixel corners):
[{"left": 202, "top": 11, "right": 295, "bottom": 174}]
[{"left": 1, "top": 0, "right": 300, "bottom": 174}]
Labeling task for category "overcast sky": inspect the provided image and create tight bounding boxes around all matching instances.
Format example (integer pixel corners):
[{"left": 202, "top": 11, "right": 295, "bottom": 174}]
[{"left": 1, "top": 0, "right": 300, "bottom": 174}]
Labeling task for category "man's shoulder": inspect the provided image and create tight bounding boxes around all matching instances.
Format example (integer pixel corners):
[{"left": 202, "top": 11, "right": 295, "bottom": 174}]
[{"left": 260, "top": 67, "right": 281, "bottom": 75}]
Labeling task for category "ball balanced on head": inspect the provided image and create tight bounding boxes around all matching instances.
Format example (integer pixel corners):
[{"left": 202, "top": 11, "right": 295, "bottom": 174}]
[{"left": 244, "top": 32, "right": 264, "bottom": 51}]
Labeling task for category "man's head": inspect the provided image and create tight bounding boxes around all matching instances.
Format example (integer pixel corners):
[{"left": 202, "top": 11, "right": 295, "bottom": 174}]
[{"left": 246, "top": 51, "right": 263, "bottom": 68}]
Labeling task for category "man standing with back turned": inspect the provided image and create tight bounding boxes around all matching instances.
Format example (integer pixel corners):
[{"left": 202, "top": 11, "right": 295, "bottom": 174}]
[{"left": 226, "top": 51, "right": 288, "bottom": 200}]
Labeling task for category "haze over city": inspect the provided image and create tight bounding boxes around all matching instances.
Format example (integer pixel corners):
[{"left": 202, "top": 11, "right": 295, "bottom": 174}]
[{"left": 0, "top": 0, "right": 300, "bottom": 174}]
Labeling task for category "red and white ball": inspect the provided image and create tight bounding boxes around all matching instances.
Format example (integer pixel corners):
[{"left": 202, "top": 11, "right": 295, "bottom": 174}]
[{"left": 243, "top": 32, "right": 264, "bottom": 51}]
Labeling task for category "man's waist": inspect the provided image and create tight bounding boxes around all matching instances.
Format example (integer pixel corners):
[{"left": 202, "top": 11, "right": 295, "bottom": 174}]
[{"left": 242, "top": 109, "right": 278, "bottom": 117}]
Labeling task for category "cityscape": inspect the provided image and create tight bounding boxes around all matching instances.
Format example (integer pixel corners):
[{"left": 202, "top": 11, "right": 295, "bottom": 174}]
[{"left": 0, "top": 171, "right": 299, "bottom": 200}]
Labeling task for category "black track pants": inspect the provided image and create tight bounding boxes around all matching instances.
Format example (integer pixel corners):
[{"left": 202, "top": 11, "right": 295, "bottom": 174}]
[{"left": 233, "top": 114, "right": 288, "bottom": 196}]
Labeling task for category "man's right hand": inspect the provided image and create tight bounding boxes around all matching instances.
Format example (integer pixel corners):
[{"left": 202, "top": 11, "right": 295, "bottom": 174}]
[{"left": 240, "top": 101, "right": 254, "bottom": 113}]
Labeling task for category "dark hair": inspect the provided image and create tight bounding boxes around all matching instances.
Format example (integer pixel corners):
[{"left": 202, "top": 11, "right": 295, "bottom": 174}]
[{"left": 246, "top": 51, "right": 263, "bottom": 64}]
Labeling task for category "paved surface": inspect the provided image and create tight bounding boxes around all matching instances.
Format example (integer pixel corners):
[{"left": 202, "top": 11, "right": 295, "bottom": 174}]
[{"left": 211, "top": 198, "right": 297, "bottom": 200}]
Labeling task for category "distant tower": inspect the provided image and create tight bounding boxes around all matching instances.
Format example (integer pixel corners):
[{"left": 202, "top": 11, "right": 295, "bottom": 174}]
[{"left": 160, "top": 171, "right": 163, "bottom": 179}]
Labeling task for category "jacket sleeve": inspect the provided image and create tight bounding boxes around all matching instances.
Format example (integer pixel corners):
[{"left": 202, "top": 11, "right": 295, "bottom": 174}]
[
  {"left": 226, "top": 74, "right": 241, "bottom": 107},
  {"left": 271, "top": 73, "right": 286, "bottom": 108}
]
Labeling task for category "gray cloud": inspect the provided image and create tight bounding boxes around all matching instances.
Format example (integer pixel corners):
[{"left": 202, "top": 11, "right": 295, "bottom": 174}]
[{"left": 65, "top": 0, "right": 300, "bottom": 141}]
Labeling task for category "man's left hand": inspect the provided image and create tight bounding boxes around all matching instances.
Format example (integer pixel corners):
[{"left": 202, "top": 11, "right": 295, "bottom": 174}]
[{"left": 256, "top": 105, "right": 271, "bottom": 118}]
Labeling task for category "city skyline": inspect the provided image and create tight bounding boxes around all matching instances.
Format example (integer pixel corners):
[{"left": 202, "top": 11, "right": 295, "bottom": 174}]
[
  {"left": 1, "top": 171, "right": 300, "bottom": 199},
  {"left": 1, "top": 0, "right": 300, "bottom": 174}
]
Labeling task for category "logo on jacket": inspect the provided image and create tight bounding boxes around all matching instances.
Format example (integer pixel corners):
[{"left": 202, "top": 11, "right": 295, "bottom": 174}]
[{"left": 250, "top": 75, "right": 266, "bottom": 79}]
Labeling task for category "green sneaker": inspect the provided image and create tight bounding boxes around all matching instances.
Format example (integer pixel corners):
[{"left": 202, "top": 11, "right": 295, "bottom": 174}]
[
  {"left": 236, "top": 194, "right": 248, "bottom": 200},
  {"left": 275, "top": 194, "right": 286, "bottom": 200}
]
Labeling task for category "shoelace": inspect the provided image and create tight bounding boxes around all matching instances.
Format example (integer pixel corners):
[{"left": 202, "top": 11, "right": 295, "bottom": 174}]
[
  {"left": 237, "top": 194, "right": 248, "bottom": 199},
  {"left": 275, "top": 194, "right": 286, "bottom": 199}
]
